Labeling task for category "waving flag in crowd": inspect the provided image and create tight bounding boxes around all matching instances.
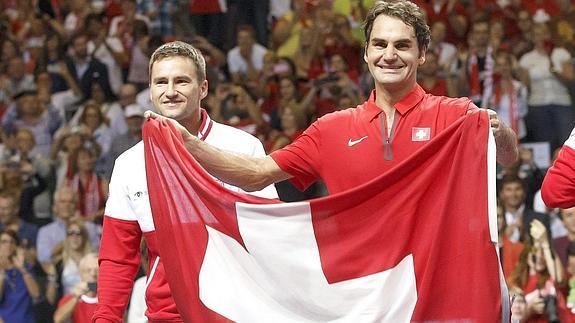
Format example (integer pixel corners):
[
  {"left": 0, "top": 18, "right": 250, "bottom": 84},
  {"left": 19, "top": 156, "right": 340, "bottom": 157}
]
[{"left": 143, "top": 111, "right": 508, "bottom": 322}]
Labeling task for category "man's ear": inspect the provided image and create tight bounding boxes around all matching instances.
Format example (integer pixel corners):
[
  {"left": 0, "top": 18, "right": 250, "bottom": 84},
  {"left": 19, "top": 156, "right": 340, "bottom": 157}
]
[{"left": 200, "top": 80, "right": 209, "bottom": 100}]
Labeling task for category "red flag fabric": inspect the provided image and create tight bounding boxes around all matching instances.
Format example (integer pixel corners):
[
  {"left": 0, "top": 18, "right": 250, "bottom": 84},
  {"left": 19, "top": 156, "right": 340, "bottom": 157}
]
[{"left": 143, "top": 111, "right": 508, "bottom": 322}]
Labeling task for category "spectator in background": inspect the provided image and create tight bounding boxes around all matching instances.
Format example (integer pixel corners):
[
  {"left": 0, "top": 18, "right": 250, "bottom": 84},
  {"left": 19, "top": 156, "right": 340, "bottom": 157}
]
[
  {"left": 428, "top": 21, "right": 458, "bottom": 79},
  {"left": 209, "top": 84, "right": 263, "bottom": 136},
  {"left": 415, "top": 0, "right": 469, "bottom": 44},
  {"left": 50, "top": 126, "right": 99, "bottom": 189},
  {"left": 63, "top": 0, "right": 92, "bottom": 38},
  {"left": 487, "top": 52, "right": 528, "bottom": 140},
  {"left": 550, "top": 0, "right": 575, "bottom": 56},
  {"left": 53, "top": 253, "right": 99, "bottom": 323},
  {"left": 105, "top": 103, "right": 145, "bottom": 177},
  {"left": 272, "top": 0, "right": 311, "bottom": 59},
  {"left": 2, "top": 56, "right": 36, "bottom": 99},
  {"left": 127, "top": 20, "right": 157, "bottom": 91},
  {"left": 44, "top": 219, "right": 94, "bottom": 304},
  {"left": 0, "top": 192, "right": 38, "bottom": 268},
  {"left": 418, "top": 51, "right": 457, "bottom": 97},
  {"left": 462, "top": 19, "right": 495, "bottom": 108},
  {"left": 499, "top": 176, "right": 548, "bottom": 243},
  {"left": 508, "top": 219, "right": 568, "bottom": 321},
  {"left": 0, "top": 229, "right": 40, "bottom": 323},
  {"left": 108, "top": 0, "right": 151, "bottom": 62},
  {"left": 66, "top": 146, "right": 108, "bottom": 223},
  {"left": 64, "top": 33, "right": 115, "bottom": 104},
  {"left": 519, "top": 22, "right": 574, "bottom": 154},
  {"left": 0, "top": 39, "right": 20, "bottom": 75},
  {"left": 227, "top": 25, "right": 268, "bottom": 86},
  {"left": 136, "top": 0, "right": 178, "bottom": 38},
  {"left": 75, "top": 101, "right": 113, "bottom": 158},
  {"left": 36, "top": 187, "right": 100, "bottom": 273},
  {"left": 85, "top": 13, "right": 128, "bottom": 96},
  {"left": 188, "top": 0, "right": 227, "bottom": 50},
  {"left": 3, "top": 129, "right": 51, "bottom": 224},
  {"left": 553, "top": 207, "right": 575, "bottom": 267},
  {"left": 498, "top": 204, "right": 523, "bottom": 280},
  {"left": 510, "top": 9, "right": 535, "bottom": 59},
  {"left": 0, "top": 161, "right": 46, "bottom": 227},
  {"left": 1, "top": 90, "right": 62, "bottom": 157},
  {"left": 293, "top": 25, "right": 323, "bottom": 80},
  {"left": 40, "top": 33, "right": 68, "bottom": 94}
]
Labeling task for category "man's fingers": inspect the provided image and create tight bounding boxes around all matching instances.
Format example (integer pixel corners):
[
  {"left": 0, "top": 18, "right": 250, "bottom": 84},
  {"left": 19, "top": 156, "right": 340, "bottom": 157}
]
[{"left": 145, "top": 110, "right": 161, "bottom": 119}]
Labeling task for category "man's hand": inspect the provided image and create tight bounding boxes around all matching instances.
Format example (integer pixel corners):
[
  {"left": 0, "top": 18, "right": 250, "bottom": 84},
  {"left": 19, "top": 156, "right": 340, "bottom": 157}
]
[{"left": 144, "top": 111, "right": 195, "bottom": 142}]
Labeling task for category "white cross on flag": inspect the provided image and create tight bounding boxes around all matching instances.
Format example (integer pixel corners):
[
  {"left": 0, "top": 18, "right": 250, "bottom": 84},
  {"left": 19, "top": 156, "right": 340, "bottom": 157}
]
[
  {"left": 412, "top": 127, "right": 431, "bottom": 141},
  {"left": 143, "top": 112, "right": 508, "bottom": 323}
]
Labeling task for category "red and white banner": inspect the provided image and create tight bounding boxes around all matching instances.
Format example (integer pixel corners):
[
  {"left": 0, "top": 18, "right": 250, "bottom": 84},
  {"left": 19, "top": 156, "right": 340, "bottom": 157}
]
[{"left": 143, "top": 111, "right": 508, "bottom": 323}]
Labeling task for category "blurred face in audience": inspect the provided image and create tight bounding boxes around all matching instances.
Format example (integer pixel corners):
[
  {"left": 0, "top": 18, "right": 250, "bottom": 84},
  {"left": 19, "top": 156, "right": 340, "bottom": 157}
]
[
  {"left": 53, "top": 191, "right": 77, "bottom": 220},
  {"left": 430, "top": 21, "right": 446, "bottom": 43},
  {"left": 471, "top": 22, "right": 489, "bottom": 48},
  {"left": 119, "top": 84, "right": 137, "bottom": 107},
  {"left": 76, "top": 149, "right": 95, "bottom": 173},
  {"left": 510, "top": 294, "right": 527, "bottom": 321},
  {"left": 532, "top": 23, "right": 550, "bottom": 46},
  {"left": 66, "top": 223, "right": 85, "bottom": 251},
  {"left": 7, "top": 57, "right": 25, "bottom": 79},
  {"left": 0, "top": 196, "right": 18, "bottom": 224},
  {"left": 499, "top": 181, "right": 525, "bottom": 209},
  {"left": 83, "top": 105, "right": 103, "bottom": 130},
  {"left": 15, "top": 130, "right": 35, "bottom": 154},
  {"left": 72, "top": 35, "right": 89, "bottom": 60},
  {"left": 418, "top": 51, "right": 438, "bottom": 77},
  {"left": 0, "top": 232, "right": 16, "bottom": 258},
  {"left": 517, "top": 11, "right": 532, "bottom": 33},
  {"left": 237, "top": 29, "right": 255, "bottom": 52},
  {"left": 279, "top": 78, "right": 296, "bottom": 100},
  {"left": 17, "top": 94, "right": 40, "bottom": 117},
  {"left": 561, "top": 207, "right": 575, "bottom": 234},
  {"left": 1, "top": 40, "right": 18, "bottom": 60},
  {"left": 80, "top": 254, "right": 98, "bottom": 284}
]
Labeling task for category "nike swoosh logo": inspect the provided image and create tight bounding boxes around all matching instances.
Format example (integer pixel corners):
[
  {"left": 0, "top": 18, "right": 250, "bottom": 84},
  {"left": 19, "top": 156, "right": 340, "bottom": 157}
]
[{"left": 348, "top": 136, "right": 368, "bottom": 147}]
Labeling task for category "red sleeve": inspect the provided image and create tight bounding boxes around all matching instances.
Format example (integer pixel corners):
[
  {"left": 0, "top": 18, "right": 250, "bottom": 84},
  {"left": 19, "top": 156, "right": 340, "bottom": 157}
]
[
  {"left": 57, "top": 294, "right": 74, "bottom": 308},
  {"left": 270, "top": 120, "right": 322, "bottom": 191},
  {"left": 542, "top": 146, "right": 575, "bottom": 209},
  {"left": 92, "top": 216, "right": 142, "bottom": 323}
]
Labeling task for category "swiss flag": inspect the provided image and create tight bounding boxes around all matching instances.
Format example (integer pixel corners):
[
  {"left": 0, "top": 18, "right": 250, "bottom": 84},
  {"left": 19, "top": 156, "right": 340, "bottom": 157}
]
[{"left": 143, "top": 111, "right": 508, "bottom": 322}]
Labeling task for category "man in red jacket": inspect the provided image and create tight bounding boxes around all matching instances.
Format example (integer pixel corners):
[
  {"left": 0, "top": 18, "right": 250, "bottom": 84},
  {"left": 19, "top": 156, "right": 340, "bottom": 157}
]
[{"left": 542, "top": 127, "right": 575, "bottom": 209}]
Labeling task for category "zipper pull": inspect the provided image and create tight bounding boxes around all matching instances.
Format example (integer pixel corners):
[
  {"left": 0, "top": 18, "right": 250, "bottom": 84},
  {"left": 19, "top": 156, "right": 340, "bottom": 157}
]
[{"left": 384, "top": 139, "right": 392, "bottom": 160}]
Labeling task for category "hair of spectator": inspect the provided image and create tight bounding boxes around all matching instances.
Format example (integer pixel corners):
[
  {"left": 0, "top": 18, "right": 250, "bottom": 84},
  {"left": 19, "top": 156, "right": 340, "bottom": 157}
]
[
  {"left": 363, "top": 0, "right": 431, "bottom": 52},
  {"left": 499, "top": 175, "right": 526, "bottom": 191},
  {"left": 149, "top": 41, "right": 207, "bottom": 83}
]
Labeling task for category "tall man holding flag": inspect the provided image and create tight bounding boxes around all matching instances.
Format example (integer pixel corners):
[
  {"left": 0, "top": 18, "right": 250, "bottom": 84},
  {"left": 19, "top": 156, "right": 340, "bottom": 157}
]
[
  {"left": 148, "top": 0, "right": 518, "bottom": 195},
  {"left": 93, "top": 42, "right": 277, "bottom": 322}
]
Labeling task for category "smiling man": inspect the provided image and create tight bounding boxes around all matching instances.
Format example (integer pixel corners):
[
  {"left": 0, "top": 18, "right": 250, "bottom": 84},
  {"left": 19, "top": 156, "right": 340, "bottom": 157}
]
[
  {"left": 93, "top": 41, "right": 277, "bottom": 322},
  {"left": 148, "top": 0, "right": 518, "bottom": 196}
]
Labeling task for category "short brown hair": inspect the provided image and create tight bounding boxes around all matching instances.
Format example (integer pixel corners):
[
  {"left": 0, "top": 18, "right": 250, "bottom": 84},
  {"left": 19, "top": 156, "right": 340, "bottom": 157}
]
[
  {"left": 363, "top": 0, "right": 430, "bottom": 52},
  {"left": 149, "top": 41, "right": 206, "bottom": 82}
]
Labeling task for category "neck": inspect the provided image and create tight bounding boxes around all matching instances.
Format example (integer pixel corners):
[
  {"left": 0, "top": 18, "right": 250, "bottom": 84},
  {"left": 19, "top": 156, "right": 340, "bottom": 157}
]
[
  {"left": 180, "top": 110, "right": 202, "bottom": 136},
  {"left": 374, "top": 83, "right": 415, "bottom": 115},
  {"left": 505, "top": 204, "right": 521, "bottom": 213}
]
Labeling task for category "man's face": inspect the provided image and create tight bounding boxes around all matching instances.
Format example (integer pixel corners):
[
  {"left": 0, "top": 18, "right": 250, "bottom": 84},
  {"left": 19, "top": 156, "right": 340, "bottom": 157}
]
[
  {"left": 237, "top": 30, "right": 254, "bottom": 51},
  {"left": 500, "top": 182, "right": 525, "bottom": 209},
  {"left": 0, "top": 197, "right": 17, "bottom": 224},
  {"left": 364, "top": 15, "right": 424, "bottom": 91},
  {"left": 119, "top": 85, "right": 137, "bottom": 107},
  {"left": 53, "top": 192, "right": 76, "bottom": 220},
  {"left": 15, "top": 130, "right": 35, "bottom": 153},
  {"left": 150, "top": 56, "right": 208, "bottom": 122},
  {"left": 73, "top": 36, "right": 88, "bottom": 60},
  {"left": 561, "top": 207, "right": 575, "bottom": 234},
  {"left": 80, "top": 256, "right": 98, "bottom": 283},
  {"left": 17, "top": 95, "right": 39, "bottom": 117},
  {"left": 472, "top": 22, "right": 489, "bottom": 48}
]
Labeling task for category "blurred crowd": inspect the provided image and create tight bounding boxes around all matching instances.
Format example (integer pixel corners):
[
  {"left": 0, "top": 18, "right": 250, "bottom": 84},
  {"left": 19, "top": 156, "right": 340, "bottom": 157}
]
[{"left": 0, "top": 0, "right": 574, "bottom": 322}]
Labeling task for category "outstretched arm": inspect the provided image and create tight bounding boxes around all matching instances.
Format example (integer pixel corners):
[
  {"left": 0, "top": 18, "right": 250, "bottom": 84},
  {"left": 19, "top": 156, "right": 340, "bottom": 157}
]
[
  {"left": 486, "top": 109, "right": 519, "bottom": 166},
  {"left": 146, "top": 112, "right": 292, "bottom": 192}
]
